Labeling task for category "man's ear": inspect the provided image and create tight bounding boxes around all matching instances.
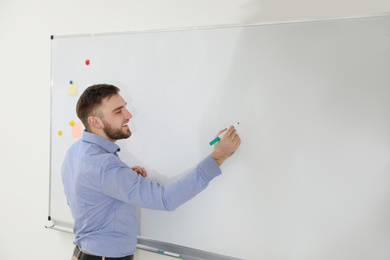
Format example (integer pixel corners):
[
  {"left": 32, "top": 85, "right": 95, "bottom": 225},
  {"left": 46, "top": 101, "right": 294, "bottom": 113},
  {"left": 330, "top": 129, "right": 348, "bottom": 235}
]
[{"left": 88, "top": 115, "right": 103, "bottom": 130}]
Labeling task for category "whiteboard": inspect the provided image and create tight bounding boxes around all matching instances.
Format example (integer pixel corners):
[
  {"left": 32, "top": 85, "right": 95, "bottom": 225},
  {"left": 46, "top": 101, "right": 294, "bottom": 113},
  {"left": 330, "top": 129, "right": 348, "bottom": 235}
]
[{"left": 50, "top": 15, "right": 390, "bottom": 260}]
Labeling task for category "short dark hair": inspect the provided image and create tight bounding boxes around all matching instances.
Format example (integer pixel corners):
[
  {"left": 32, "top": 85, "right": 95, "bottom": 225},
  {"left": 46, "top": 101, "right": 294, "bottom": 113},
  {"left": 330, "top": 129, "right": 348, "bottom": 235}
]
[{"left": 76, "top": 84, "right": 120, "bottom": 131}]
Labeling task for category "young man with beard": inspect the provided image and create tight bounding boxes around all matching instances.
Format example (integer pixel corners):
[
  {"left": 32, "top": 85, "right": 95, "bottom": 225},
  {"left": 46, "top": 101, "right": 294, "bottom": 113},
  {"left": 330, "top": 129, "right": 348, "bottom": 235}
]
[{"left": 62, "top": 84, "right": 241, "bottom": 260}]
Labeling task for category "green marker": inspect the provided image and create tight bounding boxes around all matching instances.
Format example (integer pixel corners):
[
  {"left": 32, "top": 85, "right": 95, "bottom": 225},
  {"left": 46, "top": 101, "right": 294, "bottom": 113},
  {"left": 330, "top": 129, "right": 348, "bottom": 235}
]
[{"left": 209, "top": 122, "right": 240, "bottom": 145}]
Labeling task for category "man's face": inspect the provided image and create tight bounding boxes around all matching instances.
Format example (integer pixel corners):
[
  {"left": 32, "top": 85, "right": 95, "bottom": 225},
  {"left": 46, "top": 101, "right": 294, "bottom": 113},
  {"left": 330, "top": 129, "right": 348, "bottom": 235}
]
[{"left": 98, "top": 94, "right": 132, "bottom": 142}]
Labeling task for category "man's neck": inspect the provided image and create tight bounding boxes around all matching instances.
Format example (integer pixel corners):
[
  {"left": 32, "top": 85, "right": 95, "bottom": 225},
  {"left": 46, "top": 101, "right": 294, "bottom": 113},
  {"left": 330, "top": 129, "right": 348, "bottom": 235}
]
[{"left": 88, "top": 129, "right": 117, "bottom": 143}]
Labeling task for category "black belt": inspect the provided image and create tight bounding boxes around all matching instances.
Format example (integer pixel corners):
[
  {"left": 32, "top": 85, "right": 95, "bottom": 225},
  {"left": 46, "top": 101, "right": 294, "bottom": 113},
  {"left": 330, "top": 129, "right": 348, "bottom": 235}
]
[{"left": 74, "top": 246, "right": 133, "bottom": 260}]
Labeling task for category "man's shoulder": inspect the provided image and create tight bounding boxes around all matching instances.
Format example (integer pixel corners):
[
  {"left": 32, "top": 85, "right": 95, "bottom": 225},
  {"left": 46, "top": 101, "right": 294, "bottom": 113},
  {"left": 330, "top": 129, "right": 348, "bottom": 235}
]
[{"left": 66, "top": 139, "right": 118, "bottom": 166}]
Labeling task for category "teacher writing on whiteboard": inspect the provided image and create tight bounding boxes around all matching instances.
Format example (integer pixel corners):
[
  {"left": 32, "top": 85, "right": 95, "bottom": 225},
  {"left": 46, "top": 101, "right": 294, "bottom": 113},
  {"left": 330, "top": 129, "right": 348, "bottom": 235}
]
[{"left": 62, "top": 84, "right": 241, "bottom": 260}]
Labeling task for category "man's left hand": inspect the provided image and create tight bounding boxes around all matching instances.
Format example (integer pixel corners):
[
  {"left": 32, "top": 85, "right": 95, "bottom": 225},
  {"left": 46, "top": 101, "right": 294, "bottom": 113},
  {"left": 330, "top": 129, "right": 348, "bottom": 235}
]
[{"left": 131, "top": 166, "right": 148, "bottom": 177}]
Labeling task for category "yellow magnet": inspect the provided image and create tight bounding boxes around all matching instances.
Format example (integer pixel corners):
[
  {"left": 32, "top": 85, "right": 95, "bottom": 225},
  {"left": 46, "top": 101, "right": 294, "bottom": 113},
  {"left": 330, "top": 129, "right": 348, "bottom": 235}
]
[
  {"left": 58, "top": 130, "right": 62, "bottom": 136},
  {"left": 69, "top": 119, "right": 74, "bottom": 126}
]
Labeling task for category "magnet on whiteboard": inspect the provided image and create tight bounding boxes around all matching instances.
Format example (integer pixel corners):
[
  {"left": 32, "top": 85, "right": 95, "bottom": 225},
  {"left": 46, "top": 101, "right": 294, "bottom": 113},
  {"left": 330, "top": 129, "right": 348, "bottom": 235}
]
[
  {"left": 69, "top": 119, "right": 74, "bottom": 126},
  {"left": 70, "top": 80, "right": 73, "bottom": 84},
  {"left": 85, "top": 59, "right": 90, "bottom": 65},
  {"left": 45, "top": 219, "right": 54, "bottom": 229},
  {"left": 68, "top": 82, "right": 77, "bottom": 96},
  {"left": 58, "top": 130, "right": 63, "bottom": 136}
]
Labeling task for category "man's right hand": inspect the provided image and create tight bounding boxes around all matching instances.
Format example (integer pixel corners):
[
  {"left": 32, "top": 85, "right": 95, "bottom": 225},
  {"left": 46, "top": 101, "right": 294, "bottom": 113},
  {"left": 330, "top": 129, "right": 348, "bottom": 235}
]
[{"left": 210, "top": 126, "right": 241, "bottom": 166}]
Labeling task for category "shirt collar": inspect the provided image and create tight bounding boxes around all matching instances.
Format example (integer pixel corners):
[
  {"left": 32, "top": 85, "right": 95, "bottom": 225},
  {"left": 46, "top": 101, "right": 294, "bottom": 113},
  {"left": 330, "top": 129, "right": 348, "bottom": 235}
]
[{"left": 82, "top": 130, "right": 121, "bottom": 154}]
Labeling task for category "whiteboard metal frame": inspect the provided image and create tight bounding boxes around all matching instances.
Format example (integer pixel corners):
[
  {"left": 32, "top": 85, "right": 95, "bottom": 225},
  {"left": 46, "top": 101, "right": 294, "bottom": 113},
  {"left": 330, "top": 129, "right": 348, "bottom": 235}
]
[
  {"left": 45, "top": 224, "right": 241, "bottom": 259},
  {"left": 49, "top": 13, "right": 390, "bottom": 40}
]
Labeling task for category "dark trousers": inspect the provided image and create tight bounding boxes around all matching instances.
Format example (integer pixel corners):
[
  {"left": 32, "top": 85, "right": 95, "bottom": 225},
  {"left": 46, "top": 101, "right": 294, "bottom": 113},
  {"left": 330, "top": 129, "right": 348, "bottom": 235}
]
[{"left": 72, "top": 246, "right": 134, "bottom": 260}]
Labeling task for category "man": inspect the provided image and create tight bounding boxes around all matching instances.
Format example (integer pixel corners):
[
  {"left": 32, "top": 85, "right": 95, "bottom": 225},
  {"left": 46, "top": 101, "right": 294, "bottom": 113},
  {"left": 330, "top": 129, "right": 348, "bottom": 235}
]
[{"left": 62, "top": 84, "right": 241, "bottom": 260}]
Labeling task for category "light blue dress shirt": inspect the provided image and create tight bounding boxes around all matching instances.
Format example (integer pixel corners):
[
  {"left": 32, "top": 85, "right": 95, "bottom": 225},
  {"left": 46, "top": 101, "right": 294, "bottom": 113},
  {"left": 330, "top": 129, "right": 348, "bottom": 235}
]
[{"left": 62, "top": 131, "right": 222, "bottom": 257}]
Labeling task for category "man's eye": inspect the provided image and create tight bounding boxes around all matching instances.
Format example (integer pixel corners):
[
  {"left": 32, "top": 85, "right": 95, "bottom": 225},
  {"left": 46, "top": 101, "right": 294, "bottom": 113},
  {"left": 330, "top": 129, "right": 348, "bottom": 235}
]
[{"left": 116, "top": 110, "right": 122, "bottom": 114}]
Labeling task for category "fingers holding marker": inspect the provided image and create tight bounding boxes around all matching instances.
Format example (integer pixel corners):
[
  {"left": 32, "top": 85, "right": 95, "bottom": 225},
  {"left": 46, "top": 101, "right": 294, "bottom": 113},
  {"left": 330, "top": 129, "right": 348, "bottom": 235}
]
[
  {"left": 233, "top": 133, "right": 241, "bottom": 147},
  {"left": 215, "top": 128, "right": 227, "bottom": 138},
  {"left": 209, "top": 122, "right": 240, "bottom": 146},
  {"left": 209, "top": 122, "right": 241, "bottom": 166},
  {"left": 221, "top": 125, "right": 241, "bottom": 149},
  {"left": 222, "top": 126, "right": 236, "bottom": 140},
  {"left": 227, "top": 131, "right": 240, "bottom": 147}
]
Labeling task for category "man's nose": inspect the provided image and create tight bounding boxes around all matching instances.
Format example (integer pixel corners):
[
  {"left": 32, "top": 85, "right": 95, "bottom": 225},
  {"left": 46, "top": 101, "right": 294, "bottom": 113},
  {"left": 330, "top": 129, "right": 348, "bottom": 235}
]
[{"left": 124, "top": 108, "right": 132, "bottom": 119}]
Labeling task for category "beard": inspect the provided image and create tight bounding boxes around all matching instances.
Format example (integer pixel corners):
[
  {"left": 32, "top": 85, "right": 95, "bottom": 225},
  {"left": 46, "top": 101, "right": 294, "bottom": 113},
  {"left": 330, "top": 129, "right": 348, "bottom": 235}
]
[{"left": 101, "top": 118, "right": 132, "bottom": 141}]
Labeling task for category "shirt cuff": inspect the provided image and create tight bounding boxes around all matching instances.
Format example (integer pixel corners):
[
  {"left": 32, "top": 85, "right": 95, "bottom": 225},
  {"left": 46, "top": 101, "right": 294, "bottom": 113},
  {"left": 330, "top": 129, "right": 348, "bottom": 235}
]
[{"left": 198, "top": 155, "right": 222, "bottom": 182}]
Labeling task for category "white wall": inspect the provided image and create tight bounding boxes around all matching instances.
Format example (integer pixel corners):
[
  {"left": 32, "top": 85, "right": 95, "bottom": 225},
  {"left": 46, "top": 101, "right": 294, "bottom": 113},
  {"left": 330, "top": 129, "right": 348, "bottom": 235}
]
[{"left": 0, "top": 1, "right": 389, "bottom": 259}]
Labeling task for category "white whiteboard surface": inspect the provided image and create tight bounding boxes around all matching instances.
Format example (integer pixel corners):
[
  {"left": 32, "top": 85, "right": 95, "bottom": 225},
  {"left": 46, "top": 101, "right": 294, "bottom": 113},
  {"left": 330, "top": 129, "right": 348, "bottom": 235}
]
[{"left": 50, "top": 15, "right": 390, "bottom": 260}]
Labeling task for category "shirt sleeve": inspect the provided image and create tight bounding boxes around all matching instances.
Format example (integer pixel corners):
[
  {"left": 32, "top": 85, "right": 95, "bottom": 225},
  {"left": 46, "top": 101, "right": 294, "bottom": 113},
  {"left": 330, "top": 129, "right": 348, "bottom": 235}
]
[{"left": 100, "top": 155, "right": 222, "bottom": 211}]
